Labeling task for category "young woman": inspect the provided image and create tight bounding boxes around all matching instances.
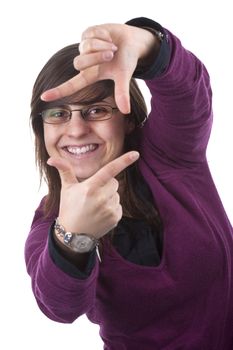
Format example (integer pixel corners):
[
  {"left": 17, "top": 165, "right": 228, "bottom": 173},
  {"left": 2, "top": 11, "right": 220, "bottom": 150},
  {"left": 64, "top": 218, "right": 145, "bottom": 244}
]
[{"left": 25, "top": 17, "right": 233, "bottom": 349}]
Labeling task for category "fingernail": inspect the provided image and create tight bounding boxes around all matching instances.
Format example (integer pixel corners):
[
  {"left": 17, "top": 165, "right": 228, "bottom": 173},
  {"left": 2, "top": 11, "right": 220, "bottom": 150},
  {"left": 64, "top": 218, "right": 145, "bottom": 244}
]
[
  {"left": 73, "top": 56, "right": 79, "bottom": 67},
  {"left": 47, "top": 158, "right": 53, "bottom": 166},
  {"left": 111, "top": 44, "right": 118, "bottom": 51},
  {"left": 130, "top": 151, "right": 140, "bottom": 160},
  {"left": 40, "top": 89, "right": 55, "bottom": 101},
  {"left": 40, "top": 92, "right": 46, "bottom": 101},
  {"left": 103, "top": 51, "right": 114, "bottom": 60}
]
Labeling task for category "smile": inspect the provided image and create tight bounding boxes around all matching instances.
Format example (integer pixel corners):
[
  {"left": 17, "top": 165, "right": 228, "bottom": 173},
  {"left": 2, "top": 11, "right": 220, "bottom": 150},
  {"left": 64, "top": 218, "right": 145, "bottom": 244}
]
[{"left": 65, "top": 144, "right": 98, "bottom": 155}]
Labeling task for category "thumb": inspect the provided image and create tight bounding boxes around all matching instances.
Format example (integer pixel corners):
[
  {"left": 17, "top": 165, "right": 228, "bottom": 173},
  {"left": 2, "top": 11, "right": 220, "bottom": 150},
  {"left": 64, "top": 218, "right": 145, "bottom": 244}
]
[
  {"left": 114, "top": 72, "right": 131, "bottom": 114},
  {"left": 47, "top": 157, "right": 78, "bottom": 186}
]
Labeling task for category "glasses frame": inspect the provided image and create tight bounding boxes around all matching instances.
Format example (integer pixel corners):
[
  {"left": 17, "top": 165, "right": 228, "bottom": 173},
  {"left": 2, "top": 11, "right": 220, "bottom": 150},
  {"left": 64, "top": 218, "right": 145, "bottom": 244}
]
[{"left": 39, "top": 104, "right": 119, "bottom": 124}]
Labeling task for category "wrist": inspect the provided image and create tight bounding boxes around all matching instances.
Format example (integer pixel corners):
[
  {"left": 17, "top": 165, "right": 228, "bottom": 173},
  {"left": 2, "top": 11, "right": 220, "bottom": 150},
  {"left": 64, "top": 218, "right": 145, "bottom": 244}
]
[
  {"left": 126, "top": 17, "right": 168, "bottom": 78},
  {"left": 137, "top": 27, "right": 162, "bottom": 68},
  {"left": 125, "top": 18, "right": 170, "bottom": 80},
  {"left": 54, "top": 218, "right": 99, "bottom": 255}
]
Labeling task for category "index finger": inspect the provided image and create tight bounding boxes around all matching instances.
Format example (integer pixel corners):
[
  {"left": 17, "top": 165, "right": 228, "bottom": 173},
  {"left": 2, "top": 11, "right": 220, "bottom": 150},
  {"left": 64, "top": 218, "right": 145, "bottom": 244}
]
[
  {"left": 90, "top": 151, "right": 139, "bottom": 186},
  {"left": 40, "top": 68, "right": 98, "bottom": 101}
]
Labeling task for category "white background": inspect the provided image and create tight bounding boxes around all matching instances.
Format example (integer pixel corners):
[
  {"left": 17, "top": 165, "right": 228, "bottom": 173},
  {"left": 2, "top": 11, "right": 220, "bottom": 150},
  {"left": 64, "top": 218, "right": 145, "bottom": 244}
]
[{"left": 1, "top": 0, "right": 232, "bottom": 349}]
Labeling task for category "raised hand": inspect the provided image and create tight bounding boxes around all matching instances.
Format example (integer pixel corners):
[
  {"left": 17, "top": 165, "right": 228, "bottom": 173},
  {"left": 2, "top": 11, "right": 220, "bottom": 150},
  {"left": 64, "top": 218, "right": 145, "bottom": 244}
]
[
  {"left": 41, "top": 24, "right": 157, "bottom": 114},
  {"left": 48, "top": 151, "right": 139, "bottom": 239}
]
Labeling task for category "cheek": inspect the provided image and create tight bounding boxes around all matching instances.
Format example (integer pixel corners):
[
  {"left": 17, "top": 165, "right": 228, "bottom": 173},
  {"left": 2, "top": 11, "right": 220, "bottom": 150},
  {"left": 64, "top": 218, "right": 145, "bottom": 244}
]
[
  {"left": 43, "top": 127, "right": 51, "bottom": 150},
  {"left": 105, "top": 118, "right": 127, "bottom": 140},
  {"left": 43, "top": 126, "right": 59, "bottom": 154},
  {"left": 105, "top": 124, "right": 126, "bottom": 153}
]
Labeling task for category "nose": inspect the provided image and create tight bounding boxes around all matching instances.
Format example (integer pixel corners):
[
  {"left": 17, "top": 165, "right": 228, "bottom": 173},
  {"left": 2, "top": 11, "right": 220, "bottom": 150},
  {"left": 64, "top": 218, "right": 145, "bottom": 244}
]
[{"left": 64, "top": 111, "right": 91, "bottom": 137}]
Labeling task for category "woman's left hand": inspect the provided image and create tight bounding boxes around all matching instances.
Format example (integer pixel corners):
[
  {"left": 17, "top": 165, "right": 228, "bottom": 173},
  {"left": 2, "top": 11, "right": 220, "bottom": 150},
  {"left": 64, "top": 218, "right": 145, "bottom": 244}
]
[{"left": 40, "top": 23, "right": 158, "bottom": 114}]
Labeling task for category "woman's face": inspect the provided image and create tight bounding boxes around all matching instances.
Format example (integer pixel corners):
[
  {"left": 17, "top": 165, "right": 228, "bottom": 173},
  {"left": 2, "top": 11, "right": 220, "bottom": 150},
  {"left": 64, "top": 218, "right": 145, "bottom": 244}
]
[{"left": 43, "top": 97, "right": 132, "bottom": 181}]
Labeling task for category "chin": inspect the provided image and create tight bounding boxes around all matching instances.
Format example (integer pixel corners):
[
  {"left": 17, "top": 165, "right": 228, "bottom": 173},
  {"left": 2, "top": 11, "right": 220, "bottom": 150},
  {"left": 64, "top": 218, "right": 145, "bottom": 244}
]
[{"left": 75, "top": 167, "right": 100, "bottom": 182}]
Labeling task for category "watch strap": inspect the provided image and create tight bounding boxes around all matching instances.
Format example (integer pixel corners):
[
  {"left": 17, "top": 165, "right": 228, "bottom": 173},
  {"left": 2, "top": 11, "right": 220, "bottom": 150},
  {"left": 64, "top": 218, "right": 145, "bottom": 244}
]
[{"left": 54, "top": 218, "right": 100, "bottom": 256}]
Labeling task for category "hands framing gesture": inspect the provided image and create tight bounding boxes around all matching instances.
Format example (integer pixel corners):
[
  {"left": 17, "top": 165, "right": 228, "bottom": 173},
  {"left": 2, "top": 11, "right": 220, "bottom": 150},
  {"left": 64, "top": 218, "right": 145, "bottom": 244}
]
[{"left": 41, "top": 23, "right": 158, "bottom": 114}]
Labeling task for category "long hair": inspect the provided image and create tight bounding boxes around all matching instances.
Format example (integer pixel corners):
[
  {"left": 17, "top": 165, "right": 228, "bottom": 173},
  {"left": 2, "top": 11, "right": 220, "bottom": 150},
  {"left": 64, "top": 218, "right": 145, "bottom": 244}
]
[{"left": 30, "top": 44, "right": 162, "bottom": 239}]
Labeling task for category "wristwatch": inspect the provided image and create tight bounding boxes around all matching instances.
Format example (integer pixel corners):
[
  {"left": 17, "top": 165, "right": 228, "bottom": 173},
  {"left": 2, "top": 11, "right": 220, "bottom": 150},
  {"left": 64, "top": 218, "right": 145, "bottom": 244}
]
[
  {"left": 54, "top": 218, "right": 99, "bottom": 254},
  {"left": 142, "top": 26, "right": 164, "bottom": 42}
]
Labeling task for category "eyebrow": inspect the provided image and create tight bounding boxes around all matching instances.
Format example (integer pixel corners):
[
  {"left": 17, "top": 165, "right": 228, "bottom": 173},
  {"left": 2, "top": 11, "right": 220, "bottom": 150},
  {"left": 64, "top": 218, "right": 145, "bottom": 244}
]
[{"left": 49, "top": 98, "right": 115, "bottom": 109}]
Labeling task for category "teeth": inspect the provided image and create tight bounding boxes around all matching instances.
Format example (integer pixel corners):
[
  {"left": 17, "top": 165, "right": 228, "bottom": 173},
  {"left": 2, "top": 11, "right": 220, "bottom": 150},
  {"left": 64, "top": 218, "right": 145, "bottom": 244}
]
[{"left": 67, "top": 144, "right": 96, "bottom": 155}]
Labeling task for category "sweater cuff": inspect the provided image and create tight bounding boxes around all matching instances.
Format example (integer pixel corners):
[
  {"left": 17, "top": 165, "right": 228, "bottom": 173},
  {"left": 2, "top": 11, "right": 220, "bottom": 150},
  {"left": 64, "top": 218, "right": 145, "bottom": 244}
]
[
  {"left": 48, "top": 223, "right": 96, "bottom": 279},
  {"left": 126, "top": 17, "right": 171, "bottom": 79}
]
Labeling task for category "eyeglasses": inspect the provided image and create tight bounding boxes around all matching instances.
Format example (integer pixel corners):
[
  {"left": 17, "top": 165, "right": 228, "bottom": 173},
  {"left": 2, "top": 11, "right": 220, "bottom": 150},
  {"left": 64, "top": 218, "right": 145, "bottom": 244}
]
[{"left": 39, "top": 104, "right": 118, "bottom": 124}]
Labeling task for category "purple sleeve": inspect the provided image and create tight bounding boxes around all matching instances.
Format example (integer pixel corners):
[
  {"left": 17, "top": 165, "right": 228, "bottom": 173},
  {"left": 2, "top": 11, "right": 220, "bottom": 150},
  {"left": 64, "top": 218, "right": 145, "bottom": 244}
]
[
  {"left": 24, "top": 198, "right": 99, "bottom": 323},
  {"left": 141, "top": 29, "right": 213, "bottom": 168}
]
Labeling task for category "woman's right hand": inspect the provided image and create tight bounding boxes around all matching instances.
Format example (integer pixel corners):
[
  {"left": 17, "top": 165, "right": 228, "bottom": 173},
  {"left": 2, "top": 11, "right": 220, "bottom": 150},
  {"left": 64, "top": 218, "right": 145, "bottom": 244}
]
[{"left": 48, "top": 151, "right": 139, "bottom": 239}]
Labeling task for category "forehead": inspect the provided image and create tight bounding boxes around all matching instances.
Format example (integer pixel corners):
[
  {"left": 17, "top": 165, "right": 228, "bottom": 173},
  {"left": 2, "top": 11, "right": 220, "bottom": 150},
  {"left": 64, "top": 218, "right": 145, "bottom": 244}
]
[
  {"left": 42, "top": 82, "right": 115, "bottom": 110},
  {"left": 48, "top": 96, "right": 116, "bottom": 109}
]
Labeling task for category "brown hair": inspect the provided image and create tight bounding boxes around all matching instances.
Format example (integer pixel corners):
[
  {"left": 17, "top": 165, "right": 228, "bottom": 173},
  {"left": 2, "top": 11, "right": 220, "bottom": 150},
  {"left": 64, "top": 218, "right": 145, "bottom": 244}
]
[{"left": 30, "top": 44, "right": 162, "bottom": 239}]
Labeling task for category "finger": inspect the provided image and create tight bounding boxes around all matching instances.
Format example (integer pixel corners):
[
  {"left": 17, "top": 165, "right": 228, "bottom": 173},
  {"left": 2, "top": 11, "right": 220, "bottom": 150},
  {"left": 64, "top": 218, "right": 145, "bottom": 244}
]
[
  {"left": 40, "top": 67, "right": 98, "bottom": 101},
  {"left": 79, "top": 38, "right": 118, "bottom": 55},
  {"left": 82, "top": 26, "right": 113, "bottom": 43},
  {"left": 90, "top": 151, "right": 139, "bottom": 187},
  {"left": 114, "top": 71, "right": 131, "bottom": 114},
  {"left": 108, "top": 191, "right": 120, "bottom": 208},
  {"left": 47, "top": 157, "right": 78, "bottom": 186},
  {"left": 74, "top": 51, "right": 115, "bottom": 71},
  {"left": 41, "top": 78, "right": 82, "bottom": 101},
  {"left": 112, "top": 49, "right": 137, "bottom": 114},
  {"left": 113, "top": 203, "right": 123, "bottom": 225},
  {"left": 101, "top": 177, "right": 119, "bottom": 197}
]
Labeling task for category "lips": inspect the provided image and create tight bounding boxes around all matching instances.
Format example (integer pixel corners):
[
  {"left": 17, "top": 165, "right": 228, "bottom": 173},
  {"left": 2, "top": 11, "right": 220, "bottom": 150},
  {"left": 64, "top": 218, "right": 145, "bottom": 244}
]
[{"left": 65, "top": 144, "right": 98, "bottom": 155}]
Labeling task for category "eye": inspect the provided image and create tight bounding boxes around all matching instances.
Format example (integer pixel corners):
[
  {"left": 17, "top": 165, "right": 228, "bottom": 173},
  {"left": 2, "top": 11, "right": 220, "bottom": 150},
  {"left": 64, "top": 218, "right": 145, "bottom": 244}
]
[
  {"left": 84, "top": 106, "right": 110, "bottom": 120},
  {"left": 49, "top": 108, "right": 69, "bottom": 119},
  {"left": 41, "top": 108, "right": 71, "bottom": 124}
]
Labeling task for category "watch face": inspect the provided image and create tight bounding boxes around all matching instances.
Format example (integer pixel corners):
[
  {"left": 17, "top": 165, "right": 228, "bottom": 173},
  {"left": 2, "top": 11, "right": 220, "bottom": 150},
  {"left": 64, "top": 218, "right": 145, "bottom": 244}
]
[{"left": 72, "top": 234, "right": 95, "bottom": 253}]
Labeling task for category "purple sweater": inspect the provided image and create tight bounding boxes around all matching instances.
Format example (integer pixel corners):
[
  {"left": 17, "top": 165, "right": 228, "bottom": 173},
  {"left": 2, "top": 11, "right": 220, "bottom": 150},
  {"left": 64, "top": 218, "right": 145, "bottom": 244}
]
[{"left": 25, "top": 28, "right": 233, "bottom": 349}]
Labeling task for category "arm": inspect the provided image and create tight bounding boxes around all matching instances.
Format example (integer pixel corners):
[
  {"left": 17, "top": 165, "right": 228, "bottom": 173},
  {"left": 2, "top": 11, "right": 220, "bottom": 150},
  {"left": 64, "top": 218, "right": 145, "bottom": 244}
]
[
  {"left": 25, "top": 198, "right": 100, "bottom": 323},
  {"left": 25, "top": 152, "right": 139, "bottom": 322},
  {"left": 135, "top": 21, "right": 213, "bottom": 166},
  {"left": 125, "top": 18, "right": 212, "bottom": 167}
]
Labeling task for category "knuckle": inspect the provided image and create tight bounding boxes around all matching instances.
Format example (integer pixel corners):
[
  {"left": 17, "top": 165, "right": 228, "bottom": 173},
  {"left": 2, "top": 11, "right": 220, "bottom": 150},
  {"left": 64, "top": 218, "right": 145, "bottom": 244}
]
[
  {"left": 90, "top": 26, "right": 104, "bottom": 38},
  {"left": 98, "top": 195, "right": 106, "bottom": 208},
  {"left": 116, "top": 205, "right": 123, "bottom": 222},
  {"left": 111, "top": 178, "right": 119, "bottom": 190},
  {"left": 73, "top": 55, "right": 81, "bottom": 69},
  {"left": 82, "top": 25, "right": 99, "bottom": 39},
  {"left": 78, "top": 40, "right": 84, "bottom": 54},
  {"left": 82, "top": 25, "right": 110, "bottom": 42},
  {"left": 79, "top": 39, "right": 89, "bottom": 54},
  {"left": 112, "top": 204, "right": 122, "bottom": 223},
  {"left": 81, "top": 27, "right": 92, "bottom": 39},
  {"left": 79, "top": 38, "right": 97, "bottom": 54},
  {"left": 82, "top": 183, "right": 96, "bottom": 198},
  {"left": 114, "top": 192, "right": 120, "bottom": 205}
]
